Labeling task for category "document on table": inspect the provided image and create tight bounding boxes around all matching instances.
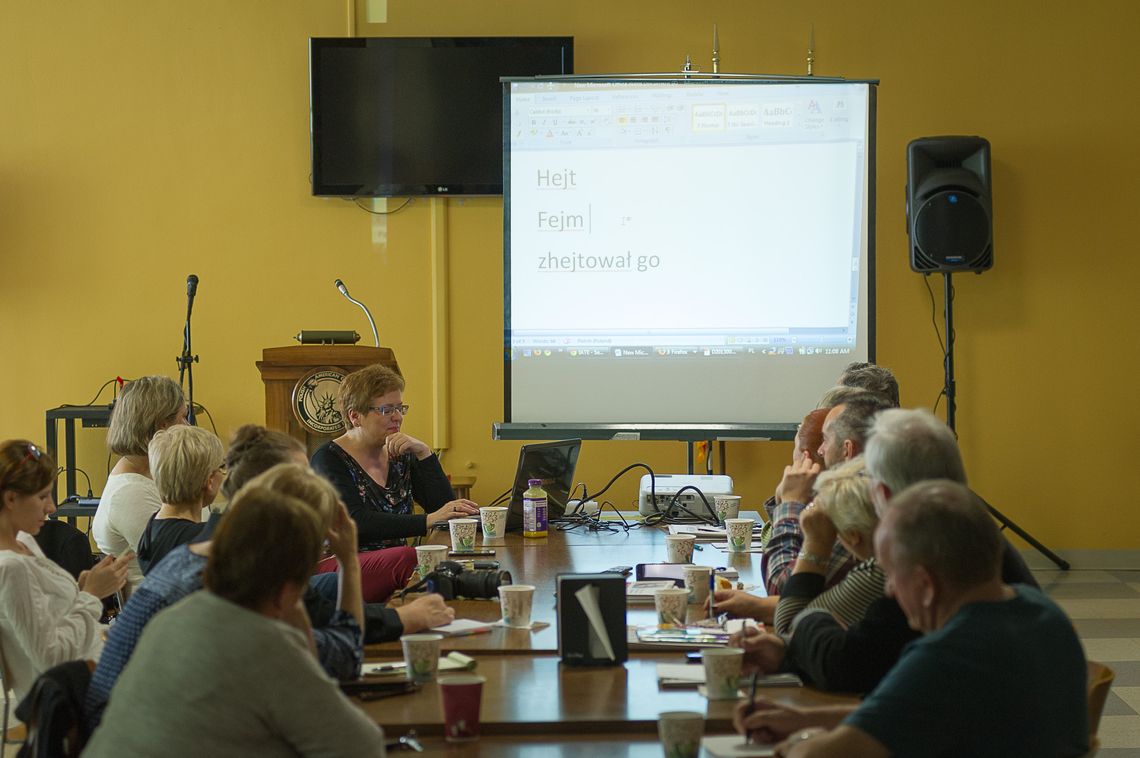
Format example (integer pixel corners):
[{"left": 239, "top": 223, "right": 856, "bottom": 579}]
[
  {"left": 431, "top": 618, "right": 494, "bottom": 636},
  {"left": 702, "top": 735, "right": 776, "bottom": 757}
]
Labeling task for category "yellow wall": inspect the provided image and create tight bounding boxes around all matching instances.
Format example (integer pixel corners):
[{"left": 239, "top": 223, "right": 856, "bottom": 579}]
[{"left": 2, "top": 1, "right": 1137, "bottom": 550}]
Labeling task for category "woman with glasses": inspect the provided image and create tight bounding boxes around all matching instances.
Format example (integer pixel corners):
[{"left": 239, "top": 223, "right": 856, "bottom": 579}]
[
  {"left": 0, "top": 441, "right": 129, "bottom": 700},
  {"left": 93, "top": 375, "right": 188, "bottom": 594},
  {"left": 311, "top": 364, "right": 478, "bottom": 596},
  {"left": 135, "top": 425, "right": 225, "bottom": 574}
]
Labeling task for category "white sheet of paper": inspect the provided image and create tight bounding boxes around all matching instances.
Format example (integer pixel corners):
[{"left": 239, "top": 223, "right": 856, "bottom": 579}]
[
  {"left": 575, "top": 583, "right": 616, "bottom": 660},
  {"left": 432, "top": 618, "right": 492, "bottom": 634},
  {"left": 701, "top": 734, "right": 776, "bottom": 757}
]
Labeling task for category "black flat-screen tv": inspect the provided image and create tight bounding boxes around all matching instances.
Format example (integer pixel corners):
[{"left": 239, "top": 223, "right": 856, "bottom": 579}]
[{"left": 309, "top": 36, "right": 573, "bottom": 197}]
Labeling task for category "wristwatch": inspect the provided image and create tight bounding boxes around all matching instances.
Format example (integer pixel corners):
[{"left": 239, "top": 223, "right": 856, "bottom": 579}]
[{"left": 797, "top": 549, "right": 829, "bottom": 568}]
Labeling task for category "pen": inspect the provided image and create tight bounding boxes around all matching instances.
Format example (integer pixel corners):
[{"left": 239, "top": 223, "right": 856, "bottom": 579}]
[
  {"left": 745, "top": 671, "right": 759, "bottom": 744},
  {"left": 708, "top": 571, "right": 715, "bottom": 619}
]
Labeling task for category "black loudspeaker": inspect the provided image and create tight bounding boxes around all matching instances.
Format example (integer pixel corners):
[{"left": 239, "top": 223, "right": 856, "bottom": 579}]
[{"left": 906, "top": 136, "right": 993, "bottom": 273}]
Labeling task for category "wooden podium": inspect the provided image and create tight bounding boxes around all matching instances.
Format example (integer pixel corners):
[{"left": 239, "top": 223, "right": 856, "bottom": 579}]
[{"left": 256, "top": 345, "right": 399, "bottom": 453}]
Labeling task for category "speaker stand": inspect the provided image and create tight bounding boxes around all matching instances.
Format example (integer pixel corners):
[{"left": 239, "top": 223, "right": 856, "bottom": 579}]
[{"left": 939, "top": 272, "right": 1069, "bottom": 571}]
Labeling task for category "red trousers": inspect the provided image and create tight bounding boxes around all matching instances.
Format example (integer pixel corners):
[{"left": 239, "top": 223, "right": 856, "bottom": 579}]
[{"left": 314, "top": 545, "right": 417, "bottom": 603}]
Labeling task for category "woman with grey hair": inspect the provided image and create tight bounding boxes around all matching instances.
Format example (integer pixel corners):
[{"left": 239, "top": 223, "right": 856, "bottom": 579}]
[
  {"left": 93, "top": 375, "right": 187, "bottom": 594},
  {"left": 772, "top": 456, "right": 884, "bottom": 635}
]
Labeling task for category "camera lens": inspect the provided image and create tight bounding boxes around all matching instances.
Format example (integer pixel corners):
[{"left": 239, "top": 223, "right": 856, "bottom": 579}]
[{"left": 455, "top": 569, "right": 512, "bottom": 599}]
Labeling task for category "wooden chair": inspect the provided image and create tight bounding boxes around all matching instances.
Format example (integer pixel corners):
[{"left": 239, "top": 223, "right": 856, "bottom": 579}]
[{"left": 1088, "top": 660, "right": 1115, "bottom": 739}]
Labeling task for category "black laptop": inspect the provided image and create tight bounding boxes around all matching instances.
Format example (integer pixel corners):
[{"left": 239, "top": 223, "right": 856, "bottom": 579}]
[{"left": 504, "top": 439, "right": 582, "bottom": 532}]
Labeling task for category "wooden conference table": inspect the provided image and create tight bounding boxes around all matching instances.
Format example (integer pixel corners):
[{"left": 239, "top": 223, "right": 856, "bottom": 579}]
[{"left": 358, "top": 514, "right": 856, "bottom": 754}]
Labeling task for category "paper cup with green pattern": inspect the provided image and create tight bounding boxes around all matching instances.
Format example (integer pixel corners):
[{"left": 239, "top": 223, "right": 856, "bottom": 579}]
[
  {"left": 683, "top": 564, "right": 713, "bottom": 606},
  {"left": 665, "top": 534, "right": 696, "bottom": 564},
  {"left": 479, "top": 506, "right": 508, "bottom": 544},
  {"left": 497, "top": 584, "right": 535, "bottom": 628},
  {"left": 449, "top": 518, "right": 479, "bottom": 553},
  {"left": 701, "top": 647, "right": 744, "bottom": 700},
  {"left": 657, "top": 711, "right": 704, "bottom": 758},
  {"left": 712, "top": 494, "right": 741, "bottom": 523},
  {"left": 724, "top": 518, "right": 755, "bottom": 553},
  {"left": 654, "top": 587, "right": 689, "bottom": 626},
  {"left": 401, "top": 633, "right": 443, "bottom": 683},
  {"left": 415, "top": 544, "right": 449, "bottom": 579}
]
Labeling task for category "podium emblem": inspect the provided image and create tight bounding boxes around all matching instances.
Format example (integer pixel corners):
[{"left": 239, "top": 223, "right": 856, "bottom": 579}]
[{"left": 292, "top": 367, "right": 346, "bottom": 435}]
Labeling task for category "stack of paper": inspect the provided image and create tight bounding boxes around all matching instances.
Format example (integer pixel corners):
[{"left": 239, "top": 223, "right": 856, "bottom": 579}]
[
  {"left": 362, "top": 651, "right": 477, "bottom": 677},
  {"left": 626, "top": 580, "right": 677, "bottom": 604},
  {"left": 655, "top": 663, "right": 802, "bottom": 689},
  {"left": 701, "top": 735, "right": 777, "bottom": 757},
  {"left": 667, "top": 524, "right": 729, "bottom": 542}
]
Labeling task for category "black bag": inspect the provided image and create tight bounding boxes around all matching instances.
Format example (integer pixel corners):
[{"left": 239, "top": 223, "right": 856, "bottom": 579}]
[{"left": 14, "top": 659, "right": 93, "bottom": 758}]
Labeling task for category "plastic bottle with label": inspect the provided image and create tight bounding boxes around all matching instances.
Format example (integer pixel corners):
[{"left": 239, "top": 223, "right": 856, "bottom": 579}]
[{"left": 522, "top": 478, "right": 549, "bottom": 538}]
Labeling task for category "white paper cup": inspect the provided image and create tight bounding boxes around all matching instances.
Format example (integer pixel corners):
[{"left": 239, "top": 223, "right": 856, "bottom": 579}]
[
  {"left": 449, "top": 518, "right": 479, "bottom": 553},
  {"left": 683, "top": 565, "right": 713, "bottom": 606},
  {"left": 713, "top": 494, "right": 741, "bottom": 522},
  {"left": 657, "top": 710, "right": 704, "bottom": 758},
  {"left": 415, "top": 544, "right": 449, "bottom": 578},
  {"left": 654, "top": 587, "right": 689, "bottom": 626},
  {"left": 401, "top": 633, "right": 443, "bottom": 683},
  {"left": 498, "top": 584, "right": 535, "bottom": 628},
  {"left": 665, "top": 534, "right": 696, "bottom": 564},
  {"left": 479, "top": 506, "right": 508, "bottom": 543},
  {"left": 724, "top": 518, "right": 755, "bottom": 553},
  {"left": 701, "top": 647, "right": 744, "bottom": 700}
]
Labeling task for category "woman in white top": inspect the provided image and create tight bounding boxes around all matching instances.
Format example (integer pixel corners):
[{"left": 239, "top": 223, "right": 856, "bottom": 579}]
[
  {"left": 0, "top": 440, "right": 129, "bottom": 700},
  {"left": 92, "top": 376, "right": 188, "bottom": 593}
]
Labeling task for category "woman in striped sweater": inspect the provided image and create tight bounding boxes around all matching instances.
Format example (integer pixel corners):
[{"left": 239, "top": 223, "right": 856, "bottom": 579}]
[{"left": 772, "top": 456, "right": 882, "bottom": 635}]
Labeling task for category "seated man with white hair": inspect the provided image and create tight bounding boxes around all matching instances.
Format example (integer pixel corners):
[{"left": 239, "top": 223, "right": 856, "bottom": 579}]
[{"left": 734, "top": 480, "right": 1087, "bottom": 758}]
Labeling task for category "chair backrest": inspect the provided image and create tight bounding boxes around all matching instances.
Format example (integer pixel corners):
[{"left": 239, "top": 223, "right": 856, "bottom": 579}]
[
  {"left": 1087, "top": 660, "right": 1115, "bottom": 738},
  {"left": 13, "top": 659, "right": 94, "bottom": 758}
]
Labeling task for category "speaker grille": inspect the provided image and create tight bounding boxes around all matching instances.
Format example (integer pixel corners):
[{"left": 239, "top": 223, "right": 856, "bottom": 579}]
[{"left": 912, "top": 191, "right": 992, "bottom": 272}]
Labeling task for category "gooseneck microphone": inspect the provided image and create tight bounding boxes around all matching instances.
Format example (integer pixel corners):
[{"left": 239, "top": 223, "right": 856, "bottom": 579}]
[{"left": 334, "top": 278, "right": 380, "bottom": 347}]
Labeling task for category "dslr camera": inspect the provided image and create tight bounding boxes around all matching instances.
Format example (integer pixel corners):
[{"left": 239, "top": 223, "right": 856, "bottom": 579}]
[{"left": 410, "top": 560, "right": 512, "bottom": 600}]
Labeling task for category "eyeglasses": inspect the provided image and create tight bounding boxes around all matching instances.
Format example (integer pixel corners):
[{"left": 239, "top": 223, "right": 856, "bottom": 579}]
[{"left": 368, "top": 404, "right": 409, "bottom": 417}]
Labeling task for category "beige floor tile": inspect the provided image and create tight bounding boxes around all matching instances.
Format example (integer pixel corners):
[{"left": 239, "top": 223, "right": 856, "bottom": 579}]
[
  {"left": 1116, "top": 687, "right": 1140, "bottom": 714},
  {"left": 1056, "top": 599, "right": 1140, "bottom": 620},
  {"left": 1083, "top": 639, "right": 1140, "bottom": 662},
  {"left": 1036, "top": 570, "right": 1124, "bottom": 585},
  {"left": 1099, "top": 715, "right": 1140, "bottom": 749}
]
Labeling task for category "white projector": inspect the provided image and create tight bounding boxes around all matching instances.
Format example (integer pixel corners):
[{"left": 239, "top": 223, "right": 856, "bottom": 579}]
[{"left": 638, "top": 474, "right": 733, "bottom": 518}]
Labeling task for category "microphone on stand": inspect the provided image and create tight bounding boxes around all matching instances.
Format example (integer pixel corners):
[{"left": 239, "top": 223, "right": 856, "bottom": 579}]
[
  {"left": 179, "top": 274, "right": 200, "bottom": 425},
  {"left": 334, "top": 278, "right": 380, "bottom": 347}
]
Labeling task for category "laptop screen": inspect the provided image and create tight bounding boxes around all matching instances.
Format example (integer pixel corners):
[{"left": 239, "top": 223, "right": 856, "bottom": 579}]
[{"left": 505, "top": 439, "right": 582, "bottom": 531}]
